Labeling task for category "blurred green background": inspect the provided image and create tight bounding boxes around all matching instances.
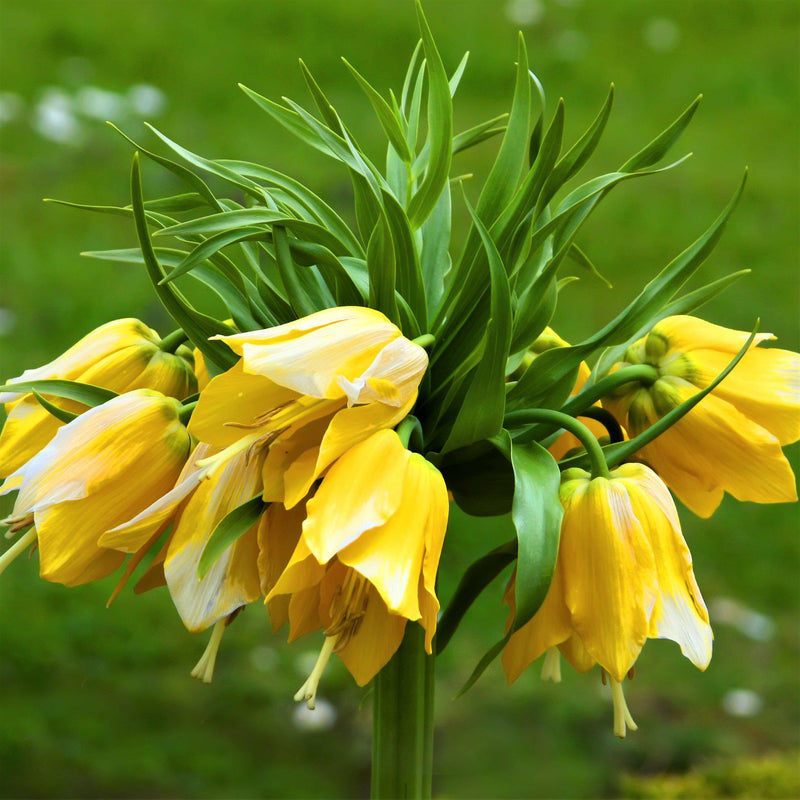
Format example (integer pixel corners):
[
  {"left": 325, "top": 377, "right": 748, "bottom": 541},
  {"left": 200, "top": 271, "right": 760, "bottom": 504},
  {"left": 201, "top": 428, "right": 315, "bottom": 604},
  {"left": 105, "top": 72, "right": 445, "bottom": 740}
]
[{"left": 1, "top": 0, "right": 798, "bottom": 797}]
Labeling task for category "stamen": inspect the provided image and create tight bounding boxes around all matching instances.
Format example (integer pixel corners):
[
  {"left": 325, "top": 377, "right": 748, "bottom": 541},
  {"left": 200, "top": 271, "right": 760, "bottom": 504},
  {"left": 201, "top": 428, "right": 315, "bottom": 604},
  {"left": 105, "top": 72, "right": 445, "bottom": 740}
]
[
  {"left": 0, "top": 528, "right": 37, "bottom": 578},
  {"left": 294, "top": 635, "right": 336, "bottom": 710},
  {"left": 194, "top": 432, "right": 263, "bottom": 479},
  {"left": 610, "top": 678, "right": 638, "bottom": 738},
  {"left": 325, "top": 569, "right": 370, "bottom": 650},
  {"left": 190, "top": 618, "right": 227, "bottom": 684},
  {"left": 541, "top": 648, "right": 562, "bottom": 683},
  {"left": 2, "top": 512, "right": 34, "bottom": 535}
]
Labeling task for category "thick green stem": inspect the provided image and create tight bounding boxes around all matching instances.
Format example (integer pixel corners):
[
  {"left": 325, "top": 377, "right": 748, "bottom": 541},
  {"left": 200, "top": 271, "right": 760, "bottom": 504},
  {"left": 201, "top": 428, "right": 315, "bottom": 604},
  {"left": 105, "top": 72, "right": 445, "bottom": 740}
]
[
  {"left": 371, "top": 623, "right": 434, "bottom": 800},
  {"left": 508, "top": 408, "right": 610, "bottom": 479},
  {"left": 158, "top": 328, "right": 190, "bottom": 353}
]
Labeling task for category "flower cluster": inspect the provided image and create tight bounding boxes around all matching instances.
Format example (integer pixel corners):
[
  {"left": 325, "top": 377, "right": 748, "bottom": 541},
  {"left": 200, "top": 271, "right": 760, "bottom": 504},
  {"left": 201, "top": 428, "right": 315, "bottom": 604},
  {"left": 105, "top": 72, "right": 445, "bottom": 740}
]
[{"left": 2, "top": 8, "right": 797, "bottom": 739}]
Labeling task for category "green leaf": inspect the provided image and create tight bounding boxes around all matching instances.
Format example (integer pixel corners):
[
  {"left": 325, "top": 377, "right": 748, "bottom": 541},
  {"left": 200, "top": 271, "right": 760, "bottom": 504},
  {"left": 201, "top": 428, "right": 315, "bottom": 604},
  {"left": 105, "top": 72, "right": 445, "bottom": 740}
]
[
  {"left": 507, "top": 170, "right": 747, "bottom": 410},
  {"left": 499, "top": 432, "right": 563, "bottom": 630},
  {"left": 567, "top": 243, "right": 613, "bottom": 288},
  {"left": 420, "top": 180, "right": 451, "bottom": 313},
  {"left": 442, "top": 443, "right": 515, "bottom": 517},
  {"left": 435, "top": 539, "right": 516, "bottom": 654},
  {"left": 342, "top": 58, "right": 413, "bottom": 163},
  {"left": 621, "top": 94, "right": 702, "bottom": 172},
  {"left": 31, "top": 391, "right": 79, "bottom": 423},
  {"left": 272, "top": 226, "right": 320, "bottom": 318},
  {"left": 442, "top": 195, "right": 512, "bottom": 453},
  {"left": 130, "top": 153, "right": 238, "bottom": 373},
  {"left": 406, "top": 1, "right": 453, "bottom": 229},
  {"left": 535, "top": 84, "right": 614, "bottom": 214},
  {"left": 197, "top": 496, "right": 267, "bottom": 579},
  {"left": 0, "top": 379, "right": 117, "bottom": 407},
  {"left": 366, "top": 214, "right": 399, "bottom": 324},
  {"left": 155, "top": 208, "right": 285, "bottom": 238},
  {"left": 160, "top": 227, "right": 268, "bottom": 284},
  {"left": 452, "top": 114, "right": 508, "bottom": 155},
  {"left": 381, "top": 190, "right": 426, "bottom": 327},
  {"left": 219, "top": 159, "right": 364, "bottom": 257}
]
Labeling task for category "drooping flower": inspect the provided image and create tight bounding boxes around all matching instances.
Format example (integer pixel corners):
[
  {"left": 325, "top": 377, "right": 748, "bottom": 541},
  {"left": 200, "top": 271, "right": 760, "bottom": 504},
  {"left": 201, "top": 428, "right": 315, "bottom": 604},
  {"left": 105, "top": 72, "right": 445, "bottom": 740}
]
[
  {"left": 501, "top": 463, "right": 712, "bottom": 737},
  {"left": 0, "top": 390, "right": 192, "bottom": 586},
  {"left": 188, "top": 306, "right": 428, "bottom": 510},
  {"left": 100, "top": 442, "right": 266, "bottom": 634},
  {"left": 266, "top": 429, "right": 448, "bottom": 705},
  {"left": 603, "top": 315, "right": 799, "bottom": 517},
  {"left": 0, "top": 319, "right": 197, "bottom": 477}
]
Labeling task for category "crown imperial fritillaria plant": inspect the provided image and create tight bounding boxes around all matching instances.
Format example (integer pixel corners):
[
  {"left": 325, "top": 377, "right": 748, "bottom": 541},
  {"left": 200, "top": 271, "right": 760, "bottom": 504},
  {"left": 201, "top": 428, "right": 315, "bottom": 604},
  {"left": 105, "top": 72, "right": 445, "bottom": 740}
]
[{"left": 1, "top": 4, "right": 798, "bottom": 797}]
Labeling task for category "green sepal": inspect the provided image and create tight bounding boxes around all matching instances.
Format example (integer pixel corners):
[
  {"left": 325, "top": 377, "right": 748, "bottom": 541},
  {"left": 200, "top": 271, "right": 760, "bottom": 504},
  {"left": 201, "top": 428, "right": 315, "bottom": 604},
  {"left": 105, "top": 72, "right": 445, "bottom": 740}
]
[
  {"left": 0, "top": 379, "right": 118, "bottom": 407},
  {"left": 441, "top": 194, "right": 511, "bottom": 453},
  {"left": 130, "top": 153, "right": 238, "bottom": 373},
  {"left": 435, "top": 539, "right": 517, "bottom": 655},
  {"left": 197, "top": 495, "right": 268, "bottom": 579}
]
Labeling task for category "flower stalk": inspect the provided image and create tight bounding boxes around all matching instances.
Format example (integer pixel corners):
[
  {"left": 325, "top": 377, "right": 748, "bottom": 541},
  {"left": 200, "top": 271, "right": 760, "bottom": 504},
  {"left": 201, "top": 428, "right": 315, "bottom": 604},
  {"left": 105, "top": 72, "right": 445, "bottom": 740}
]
[{"left": 371, "top": 622, "right": 435, "bottom": 800}]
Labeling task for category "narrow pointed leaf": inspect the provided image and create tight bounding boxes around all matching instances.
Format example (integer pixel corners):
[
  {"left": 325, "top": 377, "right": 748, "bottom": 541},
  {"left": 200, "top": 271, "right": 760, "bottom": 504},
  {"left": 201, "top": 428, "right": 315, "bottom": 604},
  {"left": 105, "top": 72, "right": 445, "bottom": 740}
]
[{"left": 197, "top": 496, "right": 268, "bottom": 579}]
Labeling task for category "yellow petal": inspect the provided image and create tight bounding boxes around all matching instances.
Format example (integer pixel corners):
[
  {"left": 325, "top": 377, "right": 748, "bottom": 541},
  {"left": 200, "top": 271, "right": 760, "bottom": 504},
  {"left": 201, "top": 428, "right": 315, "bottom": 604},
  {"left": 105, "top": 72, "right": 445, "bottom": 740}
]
[
  {"left": 615, "top": 463, "right": 713, "bottom": 669},
  {"left": 560, "top": 478, "right": 658, "bottom": 682},
  {"left": 502, "top": 567, "right": 573, "bottom": 685},
  {"left": 11, "top": 391, "right": 189, "bottom": 518},
  {"left": 0, "top": 318, "right": 160, "bottom": 404},
  {"left": 557, "top": 634, "right": 596, "bottom": 673},
  {"left": 639, "top": 389, "right": 797, "bottom": 517},
  {"left": 100, "top": 444, "right": 215, "bottom": 553},
  {"left": 189, "top": 361, "right": 298, "bottom": 447},
  {"left": 0, "top": 396, "right": 67, "bottom": 477},
  {"left": 163, "top": 449, "right": 265, "bottom": 632},
  {"left": 300, "top": 430, "right": 408, "bottom": 564},
  {"left": 652, "top": 315, "right": 774, "bottom": 358},
  {"left": 257, "top": 500, "right": 306, "bottom": 597},
  {"left": 221, "top": 308, "right": 400, "bottom": 399},
  {"left": 690, "top": 346, "right": 800, "bottom": 446},
  {"left": 281, "top": 394, "right": 416, "bottom": 510},
  {"left": 336, "top": 585, "right": 408, "bottom": 686},
  {"left": 338, "top": 458, "right": 430, "bottom": 621}
]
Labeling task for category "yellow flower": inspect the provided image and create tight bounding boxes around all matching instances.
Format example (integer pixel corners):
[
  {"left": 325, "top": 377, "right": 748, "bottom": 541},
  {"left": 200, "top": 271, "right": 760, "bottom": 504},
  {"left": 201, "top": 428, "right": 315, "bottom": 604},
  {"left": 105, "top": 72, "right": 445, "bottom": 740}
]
[
  {"left": 100, "top": 443, "right": 266, "bottom": 634},
  {"left": 188, "top": 306, "right": 428, "bottom": 509},
  {"left": 603, "top": 315, "right": 799, "bottom": 517},
  {"left": 501, "top": 463, "right": 712, "bottom": 737},
  {"left": 0, "top": 319, "right": 197, "bottom": 477},
  {"left": 0, "top": 390, "right": 192, "bottom": 586},
  {"left": 266, "top": 429, "right": 448, "bottom": 705}
]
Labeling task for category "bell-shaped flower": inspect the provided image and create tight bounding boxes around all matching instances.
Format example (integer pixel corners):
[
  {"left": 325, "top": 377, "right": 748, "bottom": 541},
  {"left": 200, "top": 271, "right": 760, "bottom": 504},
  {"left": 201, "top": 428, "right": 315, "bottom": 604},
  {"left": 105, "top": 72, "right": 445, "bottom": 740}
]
[
  {"left": 188, "top": 307, "right": 428, "bottom": 510},
  {"left": 0, "top": 318, "right": 197, "bottom": 477},
  {"left": 603, "top": 315, "right": 799, "bottom": 517},
  {"left": 266, "top": 429, "right": 448, "bottom": 706},
  {"left": 100, "top": 443, "right": 266, "bottom": 634},
  {"left": 501, "top": 463, "right": 712, "bottom": 737},
  {"left": 0, "top": 390, "right": 192, "bottom": 586}
]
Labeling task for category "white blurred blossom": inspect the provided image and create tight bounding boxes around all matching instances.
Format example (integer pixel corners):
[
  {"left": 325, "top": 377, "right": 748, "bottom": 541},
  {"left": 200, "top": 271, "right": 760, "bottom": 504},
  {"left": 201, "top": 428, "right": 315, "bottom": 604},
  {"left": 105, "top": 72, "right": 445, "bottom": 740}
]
[
  {"left": 292, "top": 697, "right": 338, "bottom": 731},
  {"left": 722, "top": 689, "right": 763, "bottom": 718},
  {"left": 505, "top": 0, "right": 545, "bottom": 27},
  {"left": 33, "top": 88, "right": 82, "bottom": 145},
  {"left": 128, "top": 83, "right": 167, "bottom": 116},
  {"left": 74, "top": 86, "right": 127, "bottom": 121}
]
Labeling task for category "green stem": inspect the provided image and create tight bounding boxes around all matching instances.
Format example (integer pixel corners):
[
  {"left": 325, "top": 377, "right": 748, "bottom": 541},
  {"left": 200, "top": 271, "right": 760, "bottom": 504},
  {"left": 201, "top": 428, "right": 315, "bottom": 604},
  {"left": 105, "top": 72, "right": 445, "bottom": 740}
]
[
  {"left": 508, "top": 408, "right": 610, "bottom": 479},
  {"left": 411, "top": 333, "right": 435, "bottom": 350},
  {"left": 178, "top": 401, "right": 197, "bottom": 425},
  {"left": 372, "top": 623, "right": 434, "bottom": 800},
  {"left": 158, "top": 328, "right": 190, "bottom": 354}
]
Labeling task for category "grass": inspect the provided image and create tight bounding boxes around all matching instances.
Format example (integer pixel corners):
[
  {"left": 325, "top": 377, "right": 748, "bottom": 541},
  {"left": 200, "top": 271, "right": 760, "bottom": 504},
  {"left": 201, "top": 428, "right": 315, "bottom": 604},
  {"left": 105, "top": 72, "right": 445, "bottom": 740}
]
[{"left": 1, "top": 1, "right": 798, "bottom": 797}]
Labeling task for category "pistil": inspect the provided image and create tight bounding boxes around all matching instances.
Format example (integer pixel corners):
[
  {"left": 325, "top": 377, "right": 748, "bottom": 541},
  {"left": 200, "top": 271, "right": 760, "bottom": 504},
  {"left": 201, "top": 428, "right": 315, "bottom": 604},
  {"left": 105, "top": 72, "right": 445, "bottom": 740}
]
[
  {"left": 190, "top": 618, "right": 227, "bottom": 683},
  {"left": 0, "top": 528, "right": 37, "bottom": 578},
  {"left": 294, "top": 635, "right": 336, "bottom": 710},
  {"left": 541, "top": 647, "right": 562, "bottom": 683},
  {"left": 610, "top": 678, "right": 638, "bottom": 738}
]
